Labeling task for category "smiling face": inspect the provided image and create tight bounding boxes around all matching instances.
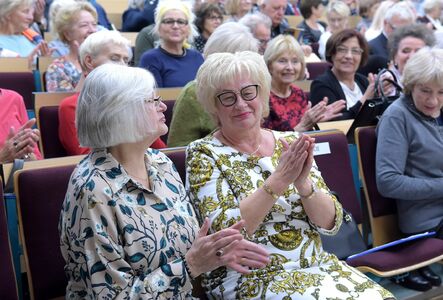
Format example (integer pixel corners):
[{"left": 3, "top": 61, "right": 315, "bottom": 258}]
[
  {"left": 215, "top": 76, "right": 263, "bottom": 132},
  {"left": 240, "top": 0, "right": 253, "bottom": 14},
  {"left": 202, "top": 12, "right": 222, "bottom": 37},
  {"left": 331, "top": 36, "right": 362, "bottom": 76},
  {"left": 7, "top": 4, "right": 34, "bottom": 33},
  {"left": 394, "top": 36, "right": 426, "bottom": 75},
  {"left": 269, "top": 52, "right": 302, "bottom": 86},
  {"left": 159, "top": 10, "right": 190, "bottom": 46},
  {"left": 411, "top": 81, "right": 443, "bottom": 118},
  {"left": 64, "top": 10, "right": 97, "bottom": 46}
]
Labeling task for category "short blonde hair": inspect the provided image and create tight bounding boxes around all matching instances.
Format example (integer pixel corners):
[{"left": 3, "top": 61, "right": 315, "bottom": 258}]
[
  {"left": 196, "top": 51, "right": 271, "bottom": 125},
  {"left": 54, "top": 1, "right": 97, "bottom": 44},
  {"left": 152, "top": 0, "right": 198, "bottom": 46},
  {"left": 77, "top": 64, "right": 158, "bottom": 148},
  {"left": 225, "top": 0, "right": 242, "bottom": 16},
  {"left": 263, "top": 34, "right": 306, "bottom": 80},
  {"left": 327, "top": 0, "right": 350, "bottom": 19},
  {"left": 0, "top": 0, "right": 34, "bottom": 23},
  {"left": 402, "top": 47, "right": 443, "bottom": 95}
]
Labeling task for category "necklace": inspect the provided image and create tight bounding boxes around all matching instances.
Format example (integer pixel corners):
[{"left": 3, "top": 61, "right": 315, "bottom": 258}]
[{"left": 219, "top": 130, "right": 262, "bottom": 156}]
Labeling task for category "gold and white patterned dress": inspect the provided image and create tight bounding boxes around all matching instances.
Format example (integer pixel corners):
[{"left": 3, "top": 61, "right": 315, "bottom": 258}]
[{"left": 186, "top": 130, "right": 394, "bottom": 300}]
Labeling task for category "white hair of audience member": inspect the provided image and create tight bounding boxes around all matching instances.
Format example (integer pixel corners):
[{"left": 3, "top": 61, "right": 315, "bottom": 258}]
[
  {"left": 79, "top": 30, "right": 133, "bottom": 71},
  {"left": 385, "top": 2, "right": 416, "bottom": 24},
  {"left": 365, "top": 0, "right": 395, "bottom": 40},
  {"left": 239, "top": 12, "right": 272, "bottom": 34},
  {"left": 49, "top": 0, "right": 76, "bottom": 38},
  {"left": 422, "top": 0, "right": 442, "bottom": 14},
  {"left": 77, "top": 64, "right": 158, "bottom": 148},
  {"left": 151, "top": 0, "right": 198, "bottom": 43},
  {"left": 128, "top": 0, "right": 145, "bottom": 9},
  {"left": 203, "top": 22, "right": 259, "bottom": 58}
]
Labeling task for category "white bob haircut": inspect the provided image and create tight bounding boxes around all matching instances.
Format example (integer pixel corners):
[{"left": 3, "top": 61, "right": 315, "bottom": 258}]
[
  {"left": 196, "top": 51, "right": 271, "bottom": 125},
  {"left": 79, "top": 30, "right": 132, "bottom": 70},
  {"left": 77, "top": 64, "right": 157, "bottom": 148}
]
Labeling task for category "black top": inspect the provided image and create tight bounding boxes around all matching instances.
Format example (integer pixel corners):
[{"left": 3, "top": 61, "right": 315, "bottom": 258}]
[{"left": 310, "top": 68, "right": 369, "bottom": 120}]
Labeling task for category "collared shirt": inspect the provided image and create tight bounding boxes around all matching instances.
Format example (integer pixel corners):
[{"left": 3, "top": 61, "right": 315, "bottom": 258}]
[{"left": 59, "top": 148, "right": 199, "bottom": 299}]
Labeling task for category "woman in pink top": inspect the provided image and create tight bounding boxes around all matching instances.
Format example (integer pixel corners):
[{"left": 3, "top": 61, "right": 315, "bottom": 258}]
[{"left": 0, "top": 88, "right": 42, "bottom": 163}]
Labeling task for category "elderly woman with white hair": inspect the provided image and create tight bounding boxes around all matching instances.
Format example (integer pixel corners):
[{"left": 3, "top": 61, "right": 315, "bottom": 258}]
[
  {"left": 417, "top": 0, "right": 443, "bottom": 30},
  {"left": 186, "top": 50, "right": 395, "bottom": 299},
  {"left": 59, "top": 64, "right": 270, "bottom": 298},
  {"left": 0, "top": 0, "right": 52, "bottom": 60},
  {"left": 139, "top": 0, "right": 204, "bottom": 87},
  {"left": 45, "top": 1, "right": 97, "bottom": 92},
  {"left": 167, "top": 22, "right": 259, "bottom": 147},
  {"left": 376, "top": 47, "right": 443, "bottom": 291},
  {"left": 58, "top": 30, "right": 166, "bottom": 156}
]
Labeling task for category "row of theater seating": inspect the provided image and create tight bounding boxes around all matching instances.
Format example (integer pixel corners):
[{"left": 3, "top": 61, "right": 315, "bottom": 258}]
[{"left": 2, "top": 128, "right": 443, "bottom": 299}]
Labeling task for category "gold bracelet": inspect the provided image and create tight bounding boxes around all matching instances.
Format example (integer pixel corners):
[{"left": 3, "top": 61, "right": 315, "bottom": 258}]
[
  {"left": 262, "top": 183, "right": 279, "bottom": 200},
  {"left": 299, "top": 182, "right": 317, "bottom": 201}
]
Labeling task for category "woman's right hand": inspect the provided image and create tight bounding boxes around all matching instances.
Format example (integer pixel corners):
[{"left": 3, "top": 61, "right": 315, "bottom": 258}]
[
  {"left": 0, "top": 119, "right": 40, "bottom": 163},
  {"left": 185, "top": 219, "right": 269, "bottom": 277}
]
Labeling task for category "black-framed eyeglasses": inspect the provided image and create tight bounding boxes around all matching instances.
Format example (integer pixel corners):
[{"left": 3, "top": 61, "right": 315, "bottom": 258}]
[
  {"left": 207, "top": 15, "right": 223, "bottom": 21},
  {"left": 336, "top": 46, "right": 364, "bottom": 56},
  {"left": 161, "top": 18, "right": 189, "bottom": 26},
  {"left": 216, "top": 84, "right": 259, "bottom": 107},
  {"left": 145, "top": 95, "right": 162, "bottom": 107}
]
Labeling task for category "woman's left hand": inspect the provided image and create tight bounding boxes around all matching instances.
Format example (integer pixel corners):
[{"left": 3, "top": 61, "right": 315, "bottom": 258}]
[
  {"left": 293, "top": 134, "right": 315, "bottom": 193},
  {"left": 319, "top": 98, "right": 346, "bottom": 122}
]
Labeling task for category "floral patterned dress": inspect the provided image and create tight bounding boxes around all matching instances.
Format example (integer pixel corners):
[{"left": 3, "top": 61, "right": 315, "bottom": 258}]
[
  {"left": 186, "top": 130, "right": 394, "bottom": 300},
  {"left": 45, "top": 56, "right": 81, "bottom": 92},
  {"left": 59, "top": 148, "right": 199, "bottom": 299}
]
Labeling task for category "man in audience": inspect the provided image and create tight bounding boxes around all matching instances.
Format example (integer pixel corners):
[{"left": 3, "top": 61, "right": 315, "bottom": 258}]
[
  {"left": 239, "top": 12, "right": 272, "bottom": 54},
  {"left": 260, "top": 0, "right": 289, "bottom": 37},
  {"left": 58, "top": 31, "right": 165, "bottom": 156},
  {"left": 369, "top": 2, "right": 415, "bottom": 59}
]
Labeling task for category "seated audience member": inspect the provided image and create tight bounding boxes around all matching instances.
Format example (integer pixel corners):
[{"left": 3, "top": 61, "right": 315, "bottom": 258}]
[
  {"left": 186, "top": 50, "right": 395, "bottom": 300},
  {"left": 0, "top": 0, "right": 52, "bottom": 64},
  {"left": 417, "top": 0, "right": 443, "bottom": 30},
  {"left": 318, "top": 0, "right": 350, "bottom": 60},
  {"left": 297, "top": 0, "right": 327, "bottom": 46},
  {"left": 260, "top": 0, "right": 289, "bottom": 38},
  {"left": 167, "top": 22, "right": 259, "bottom": 147},
  {"left": 388, "top": 24, "right": 435, "bottom": 85},
  {"left": 0, "top": 88, "right": 42, "bottom": 163},
  {"left": 364, "top": 0, "right": 395, "bottom": 41},
  {"left": 376, "top": 47, "right": 443, "bottom": 292},
  {"left": 134, "top": 23, "right": 157, "bottom": 66},
  {"left": 356, "top": 0, "right": 379, "bottom": 33},
  {"left": 310, "top": 29, "right": 388, "bottom": 120},
  {"left": 368, "top": 2, "right": 415, "bottom": 59},
  {"left": 59, "top": 63, "right": 270, "bottom": 298},
  {"left": 263, "top": 34, "right": 345, "bottom": 131},
  {"left": 194, "top": 3, "right": 223, "bottom": 53},
  {"left": 122, "top": 0, "right": 158, "bottom": 32},
  {"left": 239, "top": 12, "right": 272, "bottom": 55},
  {"left": 45, "top": 1, "right": 97, "bottom": 92},
  {"left": 58, "top": 31, "right": 166, "bottom": 156},
  {"left": 225, "top": 0, "right": 253, "bottom": 22},
  {"left": 139, "top": 0, "right": 204, "bottom": 88},
  {"left": 47, "top": 0, "right": 75, "bottom": 58}
]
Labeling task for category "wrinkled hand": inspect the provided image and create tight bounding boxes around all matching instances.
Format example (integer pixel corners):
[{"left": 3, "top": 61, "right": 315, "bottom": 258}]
[
  {"left": 361, "top": 72, "right": 376, "bottom": 104},
  {"left": 301, "top": 44, "right": 312, "bottom": 57},
  {"left": 33, "top": 0, "right": 46, "bottom": 23},
  {"left": 293, "top": 134, "right": 315, "bottom": 189},
  {"left": 319, "top": 97, "right": 345, "bottom": 122},
  {"left": 185, "top": 219, "right": 269, "bottom": 276},
  {"left": 27, "top": 41, "right": 54, "bottom": 68},
  {"left": 295, "top": 101, "right": 326, "bottom": 131},
  {"left": 0, "top": 119, "right": 40, "bottom": 163}
]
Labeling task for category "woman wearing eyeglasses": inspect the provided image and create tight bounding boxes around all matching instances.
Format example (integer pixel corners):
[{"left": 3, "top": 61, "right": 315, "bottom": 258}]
[
  {"left": 310, "top": 29, "right": 378, "bottom": 120},
  {"left": 59, "top": 64, "right": 270, "bottom": 299},
  {"left": 139, "top": 0, "right": 204, "bottom": 88},
  {"left": 186, "top": 51, "right": 394, "bottom": 299},
  {"left": 194, "top": 3, "right": 223, "bottom": 53}
]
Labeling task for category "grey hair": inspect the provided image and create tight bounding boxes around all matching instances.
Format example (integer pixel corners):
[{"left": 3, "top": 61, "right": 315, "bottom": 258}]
[
  {"left": 423, "top": 0, "right": 442, "bottom": 14},
  {"left": 0, "top": 0, "right": 34, "bottom": 22},
  {"left": 239, "top": 12, "right": 272, "bottom": 34},
  {"left": 77, "top": 64, "right": 157, "bottom": 148},
  {"left": 127, "top": 0, "right": 145, "bottom": 9},
  {"left": 384, "top": 2, "right": 415, "bottom": 23},
  {"left": 79, "top": 30, "right": 132, "bottom": 70},
  {"left": 196, "top": 51, "right": 271, "bottom": 125},
  {"left": 388, "top": 24, "right": 436, "bottom": 60},
  {"left": 263, "top": 34, "right": 306, "bottom": 80},
  {"left": 402, "top": 47, "right": 443, "bottom": 95},
  {"left": 53, "top": 1, "right": 98, "bottom": 44},
  {"left": 203, "top": 22, "right": 259, "bottom": 58},
  {"left": 151, "top": 0, "right": 198, "bottom": 45}
]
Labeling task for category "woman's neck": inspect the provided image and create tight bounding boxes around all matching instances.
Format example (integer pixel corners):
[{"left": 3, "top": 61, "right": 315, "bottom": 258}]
[
  {"left": 217, "top": 126, "right": 263, "bottom": 154},
  {"left": 0, "top": 23, "right": 18, "bottom": 35},
  {"left": 161, "top": 41, "right": 184, "bottom": 55},
  {"left": 108, "top": 140, "right": 151, "bottom": 179},
  {"left": 332, "top": 67, "right": 354, "bottom": 87},
  {"left": 306, "top": 17, "right": 319, "bottom": 29},
  {"left": 271, "top": 80, "right": 292, "bottom": 98}
]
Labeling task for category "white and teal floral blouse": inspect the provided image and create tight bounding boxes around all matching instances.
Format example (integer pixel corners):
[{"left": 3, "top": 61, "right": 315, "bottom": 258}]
[
  {"left": 186, "top": 130, "right": 394, "bottom": 300},
  {"left": 59, "top": 148, "right": 199, "bottom": 299}
]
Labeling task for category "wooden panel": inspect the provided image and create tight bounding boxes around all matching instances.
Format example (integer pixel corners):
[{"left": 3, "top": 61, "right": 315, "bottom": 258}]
[
  {"left": 108, "top": 13, "right": 123, "bottom": 30},
  {"left": 0, "top": 58, "right": 30, "bottom": 72},
  {"left": 318, "top": 119, "right": 353, "bottom": 134},
  {"left": 286, "top": 15, "right": 304, "bottom": 29},
  {"left": 294, "top": 80, "right": 312, "bottom": 92},
  {"left": 348, "top": 15, "right": 362, "bottom": 30},
  {"left": 157, "top": 87, "right": 182, "bottom": 100},
  {"left": 97, "top": 0, "right": 127, "bottom": 13},
  {"left": 120, "top": 32, "right": 138, "bottom": 47}
]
